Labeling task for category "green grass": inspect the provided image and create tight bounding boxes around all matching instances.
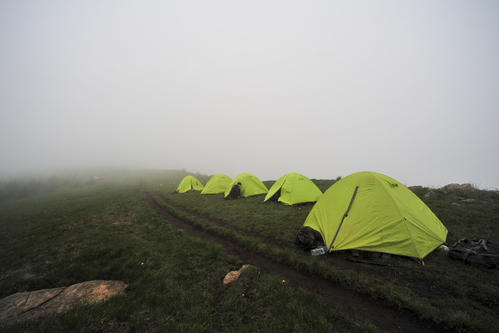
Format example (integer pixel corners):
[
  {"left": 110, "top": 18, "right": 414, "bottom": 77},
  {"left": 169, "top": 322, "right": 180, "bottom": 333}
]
[
  {"left": 0, "top": 177, "right": 373, "bottom": 332},
  {"left": 154, "top": 176, "right": 499, "bottom": 332}
]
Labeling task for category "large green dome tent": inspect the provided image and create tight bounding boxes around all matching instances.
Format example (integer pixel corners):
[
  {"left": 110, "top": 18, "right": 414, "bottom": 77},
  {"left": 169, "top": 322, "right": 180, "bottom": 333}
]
[
  {"left": 201, "top": 174, "right": 232, "bottom": 194},
  {"left": 176, "top": 175, "right": 204, "bottom": 193},
  {"left": 303, "top": 171, "right": 447, "bottom": 259},
  {"left": 264, "top": 172, "right": 322, "bottom": 205},
  {"left": 224, "top": 173, "right": 268, "bottom": 198}
]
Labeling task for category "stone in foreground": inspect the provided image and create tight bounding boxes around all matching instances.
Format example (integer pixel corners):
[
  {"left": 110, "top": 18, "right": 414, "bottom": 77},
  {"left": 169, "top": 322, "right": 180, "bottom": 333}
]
[
  {"left": 0, "top": 280, "right": 127, "bottom": 325},
  {"left": 223, "top": 264, "right": 252, "bottom": 285}
]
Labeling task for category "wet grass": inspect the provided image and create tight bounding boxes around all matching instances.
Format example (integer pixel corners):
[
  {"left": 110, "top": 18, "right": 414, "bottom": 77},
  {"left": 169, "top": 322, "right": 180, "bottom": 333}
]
[{"left": 0, "top": 176, "right": 373, "bottom": 332}]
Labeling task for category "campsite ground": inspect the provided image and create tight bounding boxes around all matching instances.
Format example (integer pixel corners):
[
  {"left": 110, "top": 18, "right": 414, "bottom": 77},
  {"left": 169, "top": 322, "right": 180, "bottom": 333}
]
[{"left": 1, "top": 170, "right": 498, "bottom": 332}]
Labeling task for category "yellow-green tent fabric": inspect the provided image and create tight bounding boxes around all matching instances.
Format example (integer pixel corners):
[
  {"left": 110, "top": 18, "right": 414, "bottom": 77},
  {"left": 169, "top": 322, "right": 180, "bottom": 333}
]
[
  {"left": 264, "top": 172, "right": 322, "bottom": 205},
  {"left": 176, "top": 175, "right": 204, "bottom": 193},
  {"left": 303, "top": 171, "right": 447, "bottom": 259},
  {"left": 201, "top": 174, "right": 232, "bottom": 194},
  {"left": 224, "top": 173, "right": 268, "bottom": 198}
]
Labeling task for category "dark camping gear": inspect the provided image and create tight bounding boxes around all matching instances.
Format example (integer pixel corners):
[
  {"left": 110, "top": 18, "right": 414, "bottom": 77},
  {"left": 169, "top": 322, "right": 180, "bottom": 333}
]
[
  {"left": 448, "top": 239, "right": 499, "bottom": 269},
  {"left": 295, "top": 227, "right": 325, "bottom": 251}
]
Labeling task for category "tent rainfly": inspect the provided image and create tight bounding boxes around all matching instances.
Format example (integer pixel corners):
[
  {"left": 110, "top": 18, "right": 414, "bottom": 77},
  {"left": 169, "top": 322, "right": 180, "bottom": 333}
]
[
  {"left": 303, "top": 171, "right": 448, "bottom": 259},
  {"left": 201, "top": 174, "right": 232, "bottom": 194},
  {"left": 264, "top": 172, "right": 322, "bottom": 205},
  {"left": 224, "top": 173, "right": 268, "bottom": 198},
  {"left": 176, "top": 175, "right": 204, "bottom": 193}
]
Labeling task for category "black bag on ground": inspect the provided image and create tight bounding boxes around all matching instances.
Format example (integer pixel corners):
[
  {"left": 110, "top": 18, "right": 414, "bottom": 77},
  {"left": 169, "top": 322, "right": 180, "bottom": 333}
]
[
  {"left": 448, "top": 239, "right": 499, "bottom": 269},
  {"left": 295, "top": 227, "right": 325, "bottom": 251}
]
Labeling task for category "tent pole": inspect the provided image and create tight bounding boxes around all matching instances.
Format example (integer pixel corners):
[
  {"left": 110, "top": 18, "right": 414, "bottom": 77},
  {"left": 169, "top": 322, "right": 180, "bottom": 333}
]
[{"left": 328, "top": 186, "right": 359, "bottom": 252}]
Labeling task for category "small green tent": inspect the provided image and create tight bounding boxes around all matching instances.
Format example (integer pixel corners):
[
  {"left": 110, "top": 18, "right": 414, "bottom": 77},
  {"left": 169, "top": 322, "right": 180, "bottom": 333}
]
[
  {"left": 303, "top": 171, "right": 447, "bottom": 259},
  {"left": 176, "top": 175, "right": 204, "bottom": 193},
  {"left": 201, "top": 174, "right": 232, "bottom": 194},
  {"left": 264, "top": 172, "right": 322, "bottom": 205},
  {"left": 224, "top": 173, "right": 268, "bottom": 198}
]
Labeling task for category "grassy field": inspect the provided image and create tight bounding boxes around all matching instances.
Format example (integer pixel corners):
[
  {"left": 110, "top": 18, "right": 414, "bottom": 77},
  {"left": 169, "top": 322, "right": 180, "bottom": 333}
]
[
  {"left": 151, "top": 173, "right": 499, "bottom": 332},
  {"left": 0, "top": 174, "right": 375, "bottom": 332},
  {"left": 1, "top": 170, "right": 498, "bottom": 332}
]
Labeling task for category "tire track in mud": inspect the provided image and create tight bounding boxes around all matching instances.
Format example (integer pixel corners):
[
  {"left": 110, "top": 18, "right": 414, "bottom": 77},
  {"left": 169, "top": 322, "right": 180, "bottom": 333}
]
[
  {"left": 160, "top": 194, "right": 392, "bottom": 274},
  {"left": 162, "top": 194, "right": 460, "bottom": 310},
  {"left": 160, "top": 194, "right": 293, "bottom": 248},
  {"left": 147, "top": 192, "right": 445, "bottom": 333}
]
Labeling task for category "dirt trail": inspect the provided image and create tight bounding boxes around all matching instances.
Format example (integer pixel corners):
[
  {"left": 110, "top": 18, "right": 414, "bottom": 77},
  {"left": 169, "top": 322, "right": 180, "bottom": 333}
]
[
  {"left": 162, "top": 195, "right": 463, "bottom": 305},
  {"left": 160, "top": 194, "right": 401, "bottom": 274},
  {"left": 147, "top": 193, "right": 446, "bottom": 333},
  {"left": 161, "top": 194, "right": 292, "bottom": 248}
]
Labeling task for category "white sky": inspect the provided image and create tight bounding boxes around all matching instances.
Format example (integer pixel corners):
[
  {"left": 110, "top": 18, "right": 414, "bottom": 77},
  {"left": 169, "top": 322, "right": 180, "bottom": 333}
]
[{"left": 1, "top": 1, "right": 498, "bottom": 187}]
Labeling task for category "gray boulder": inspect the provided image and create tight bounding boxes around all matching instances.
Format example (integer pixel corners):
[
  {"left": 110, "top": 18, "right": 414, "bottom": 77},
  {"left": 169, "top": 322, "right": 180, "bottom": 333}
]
[{"left": 0, "top": 280, "right": 127, "bottom": 325}]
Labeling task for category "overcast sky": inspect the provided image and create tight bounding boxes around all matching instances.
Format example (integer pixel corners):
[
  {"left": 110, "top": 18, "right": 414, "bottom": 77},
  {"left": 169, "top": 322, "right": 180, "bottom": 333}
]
[{"left": 1, "top": 0, "right": 498, "bottom": 187}]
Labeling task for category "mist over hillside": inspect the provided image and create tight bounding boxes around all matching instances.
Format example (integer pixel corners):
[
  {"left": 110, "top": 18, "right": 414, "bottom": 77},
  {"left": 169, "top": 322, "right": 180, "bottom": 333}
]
[{"left": 1, "top": 1, "right": 498, "bottom": 188}]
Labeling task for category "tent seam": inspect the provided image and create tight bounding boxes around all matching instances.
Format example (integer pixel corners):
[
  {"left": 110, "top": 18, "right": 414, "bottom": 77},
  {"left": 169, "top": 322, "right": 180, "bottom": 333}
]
[{"left": 377, "top": 179, "right": 421, "bottom": 258}]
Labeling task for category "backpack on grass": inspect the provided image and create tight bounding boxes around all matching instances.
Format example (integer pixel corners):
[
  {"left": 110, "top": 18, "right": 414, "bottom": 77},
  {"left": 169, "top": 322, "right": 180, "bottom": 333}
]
[
  {"left": 448, "top": 239, "right": 499, "bottom": 269},
  {"left": 295, "top": 227, "right": 325, "bottom": 251}
]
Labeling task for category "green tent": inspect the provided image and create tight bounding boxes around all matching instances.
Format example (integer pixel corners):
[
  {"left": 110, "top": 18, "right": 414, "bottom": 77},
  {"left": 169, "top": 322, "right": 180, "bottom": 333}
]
[
  {"left": 264, "top": 172, "right": 322, "bottom": 205},
  {"left": 303, "top": 171, "right": 447, "bottom": 259},
  {"left": 201, "top": 174, "right": 232, "bottom": 194},
  {"left": 176, "top": 175, "right": 204, "bottom": 193},
  {"left": 224, "top": 173, "right": 268, "bottom": 198}
]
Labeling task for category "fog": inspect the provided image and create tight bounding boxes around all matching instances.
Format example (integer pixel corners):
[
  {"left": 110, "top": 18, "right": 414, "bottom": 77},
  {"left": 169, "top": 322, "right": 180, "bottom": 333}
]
[{"left": 1, "top": 1, "right": 498, "bottom": 187}]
